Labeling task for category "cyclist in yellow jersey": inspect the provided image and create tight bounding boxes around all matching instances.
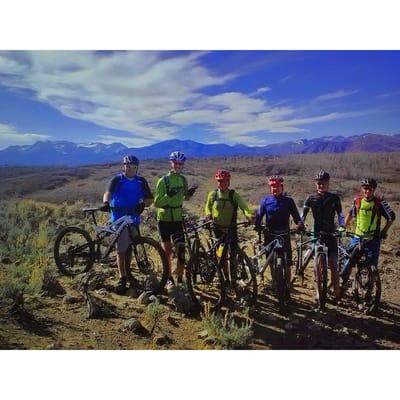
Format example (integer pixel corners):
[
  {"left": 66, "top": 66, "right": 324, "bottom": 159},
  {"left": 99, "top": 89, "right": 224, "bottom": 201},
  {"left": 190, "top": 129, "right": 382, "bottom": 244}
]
[
  {"left": 341, "top": 177, "right": 395, "bottom": 285},
  {"left": 204, "top": 169, "right": 254, "bottom": 283}
]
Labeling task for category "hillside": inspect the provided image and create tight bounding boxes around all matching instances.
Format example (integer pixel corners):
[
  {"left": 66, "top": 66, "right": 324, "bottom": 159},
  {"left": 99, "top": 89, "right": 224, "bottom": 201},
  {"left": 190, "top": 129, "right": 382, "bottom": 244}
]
[
  {"left": 1, "top": 153, "right": 399, "bottom": 349},
  {"left": 1, "top": 133, "right": 400, "bottom": 166}
]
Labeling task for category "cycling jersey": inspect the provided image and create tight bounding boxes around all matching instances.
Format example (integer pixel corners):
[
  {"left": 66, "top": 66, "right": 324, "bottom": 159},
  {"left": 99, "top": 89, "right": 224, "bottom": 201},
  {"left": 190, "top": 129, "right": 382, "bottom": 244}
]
[
  {"left": 154, "top": 171, "right": 189, "bottom": 222},
  {"left": 303, "top": 192, "right": 344, "bottom": 233},
  {"left": 204, "top": 189, "right": 253, "bottom": 228},
  {"left": 349, "top": 196, "right": 395, "bottom": 238},
  {"left": 256, "top": 194, "right": 302, "bottom": 232},
  {"left": 108, "top": 173, "right": 153, "bottom": 223}
]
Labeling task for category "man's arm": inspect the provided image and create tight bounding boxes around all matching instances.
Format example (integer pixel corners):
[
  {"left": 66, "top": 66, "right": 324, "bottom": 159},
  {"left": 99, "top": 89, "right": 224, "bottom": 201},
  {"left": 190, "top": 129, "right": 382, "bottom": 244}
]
[
  {"left": 289, "top": 198, "right": 303, "bottom": 226},
  {"left": 204, "top": 191, "right": 214, "bottom": 218},
  {"left": 234, "top": 192, "right": 254, "bottom": 220},
  {"left": 336, "top": 196, "right": 345, "bottom": 227},
  {"left": 379, "top": 199, "right": 396, "bottom": 237}
]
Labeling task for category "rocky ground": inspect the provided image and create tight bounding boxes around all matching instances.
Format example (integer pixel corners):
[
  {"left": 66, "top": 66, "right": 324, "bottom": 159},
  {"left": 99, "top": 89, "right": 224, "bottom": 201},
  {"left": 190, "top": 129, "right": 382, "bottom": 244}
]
[{"left": 1, "top": 243, "right": 399, "bottom": 350}]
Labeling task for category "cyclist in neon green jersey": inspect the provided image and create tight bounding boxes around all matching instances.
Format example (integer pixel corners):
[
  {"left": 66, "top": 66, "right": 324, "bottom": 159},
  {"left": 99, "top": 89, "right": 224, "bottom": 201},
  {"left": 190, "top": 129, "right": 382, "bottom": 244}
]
[
  {"left": 204, "top": 169, "right": 254, "bottom": 283},
  {"left": 154, "top": 151, "right": 197, "bottom": 288}
]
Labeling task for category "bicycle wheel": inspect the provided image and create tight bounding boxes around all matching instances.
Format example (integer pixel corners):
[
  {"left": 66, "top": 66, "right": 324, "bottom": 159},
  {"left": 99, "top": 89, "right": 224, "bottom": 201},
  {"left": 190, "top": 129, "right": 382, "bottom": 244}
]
[
  {"left": 54, "top": 226, "right": 95, "bottom": 276},
  {"left": 314, "top": 253, "right": 328, "bottom": 310},
  {"left": 130, "top": 236, "right": 169, "bottom": 294},
  {"left": 274, "top": 255, "right": 286, "bottom": 314},
  {"left": 186, "top": 249, "right": 225, "bottom": 312},
  {"left": 354, "top": 264, "right": 381, "bottom": 313},
  {"left": 230, "top": 247, "right": 257, "bottom": 307}
]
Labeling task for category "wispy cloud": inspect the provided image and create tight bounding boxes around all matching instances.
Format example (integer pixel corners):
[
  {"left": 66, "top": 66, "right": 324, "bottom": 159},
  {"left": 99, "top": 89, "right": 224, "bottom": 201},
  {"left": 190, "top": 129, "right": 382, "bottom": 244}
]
[
  {"left": 280, "top": 74, "right": 294, "bottom": 83},
  {"left": 0, "top": 51, "right": 367, "bottom": 146},
  {"left": 0, "top": 123, "right": 50, "bottom": 149},
  {"left": 314, "top": 89, "right": 358, "bottom": 102},
  {"left": 377, "top": 90, "right": 400, "bottom": 99}
]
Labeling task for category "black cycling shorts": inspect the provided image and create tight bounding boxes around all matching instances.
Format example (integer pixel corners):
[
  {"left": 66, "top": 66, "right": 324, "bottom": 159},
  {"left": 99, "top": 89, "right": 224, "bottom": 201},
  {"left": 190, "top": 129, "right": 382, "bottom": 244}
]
[{"left": 157, "top": 221, "right": 184, "bottom": 244}]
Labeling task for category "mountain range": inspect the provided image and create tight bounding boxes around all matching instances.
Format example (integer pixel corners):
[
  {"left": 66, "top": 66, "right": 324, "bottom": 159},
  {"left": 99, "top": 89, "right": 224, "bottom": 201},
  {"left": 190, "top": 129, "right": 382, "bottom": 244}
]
[{"left": 1, "top": 133, "right": 399, "bottom": 166}]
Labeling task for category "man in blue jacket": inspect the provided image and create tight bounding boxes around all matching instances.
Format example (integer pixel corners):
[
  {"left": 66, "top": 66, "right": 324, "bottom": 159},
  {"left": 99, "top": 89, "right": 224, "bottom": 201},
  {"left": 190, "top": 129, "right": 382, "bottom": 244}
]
[
  {"left": 255, "top": 175, "right": 304, "bottom": 294},
  {"left": 101, "top": 155, "right": 153, "bottom": 294}
]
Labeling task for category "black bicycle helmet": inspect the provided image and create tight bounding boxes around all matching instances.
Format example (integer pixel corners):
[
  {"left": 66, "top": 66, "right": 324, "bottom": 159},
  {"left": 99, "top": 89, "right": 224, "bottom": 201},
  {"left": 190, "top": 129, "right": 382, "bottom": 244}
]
[
  {"left": 123, "top": 155, "right": 139, "bottom": 166},
  {"left": 315, "top": 170, "right": 330, "bottom": 181},
  {"left": 361, "top": 177, "right": 377, "bottom": 188}
]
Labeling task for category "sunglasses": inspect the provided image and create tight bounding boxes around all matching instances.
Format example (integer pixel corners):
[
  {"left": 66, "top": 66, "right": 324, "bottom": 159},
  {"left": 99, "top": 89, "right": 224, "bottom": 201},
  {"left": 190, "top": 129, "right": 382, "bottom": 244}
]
[
  {"left": 316, "top": 181, "right": 327, "bottom": 185},
  {"left": 172, "top": 161, "right": 184, "bottom": 166}
]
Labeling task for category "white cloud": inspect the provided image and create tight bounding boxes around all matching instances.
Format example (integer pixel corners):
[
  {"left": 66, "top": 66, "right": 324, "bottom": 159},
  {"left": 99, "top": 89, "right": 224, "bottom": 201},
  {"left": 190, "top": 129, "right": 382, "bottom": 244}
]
[
  {"left": 314, "top": 89, "right": 358, "bottom": 102},
  {"left": 377, "top": 90, "right": 400, "bottom": 99},
  {"left": 96, "top": 134, "right": 154, "bottom": 147},
  {"left": 0, "top": 123, "right": 50, "bottom": 149},
  {"left": 280, "top": 74, "right": 294, "bottom": 82},
  {"left": 0, "top": 51, "right": 367, "bottom": 146}
]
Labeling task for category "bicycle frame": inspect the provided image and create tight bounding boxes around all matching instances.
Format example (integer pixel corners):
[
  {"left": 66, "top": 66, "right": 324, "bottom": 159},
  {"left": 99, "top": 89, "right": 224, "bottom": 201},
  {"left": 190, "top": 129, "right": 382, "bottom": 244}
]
[{"left": 84, "top": 210, "right": 139, "bottom": 260}]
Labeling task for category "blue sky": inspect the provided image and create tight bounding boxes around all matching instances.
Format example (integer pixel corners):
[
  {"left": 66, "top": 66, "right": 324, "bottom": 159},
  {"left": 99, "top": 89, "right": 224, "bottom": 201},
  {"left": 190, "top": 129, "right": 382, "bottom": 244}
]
[{"left": 0, "top": 50, "right": 400, "bottom": 149}]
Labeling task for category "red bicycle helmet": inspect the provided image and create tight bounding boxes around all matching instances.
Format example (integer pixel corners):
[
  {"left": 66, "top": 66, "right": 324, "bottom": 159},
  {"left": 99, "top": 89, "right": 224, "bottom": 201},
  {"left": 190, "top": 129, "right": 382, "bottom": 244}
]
[
  {"left": 268, "top": 175, "right": 284, "bottom": 186},
  {"left": 215, "top": 169, "right": 231, "bottom": 181}
]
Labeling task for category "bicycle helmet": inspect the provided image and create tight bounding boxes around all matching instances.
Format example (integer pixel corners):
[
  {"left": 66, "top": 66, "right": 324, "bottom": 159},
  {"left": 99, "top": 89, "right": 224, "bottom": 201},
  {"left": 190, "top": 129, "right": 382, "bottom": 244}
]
[
  {"left": 215, "top": 169, "right": 231, "bottom": 181},
  {"left": 123, "top": 155, "right": 139, "bottom": 166},
  {"left": 268, "top": 175, "right": 284, "bottom": 186},
  {"left": 314, "top": 170, "right": 330, "bottom": 181},
  {"left": 169, "top": 151, "right": 186, "bottom": 163},
  {"left": 361, "top": 177, "right": 377, "bottom": 188}
]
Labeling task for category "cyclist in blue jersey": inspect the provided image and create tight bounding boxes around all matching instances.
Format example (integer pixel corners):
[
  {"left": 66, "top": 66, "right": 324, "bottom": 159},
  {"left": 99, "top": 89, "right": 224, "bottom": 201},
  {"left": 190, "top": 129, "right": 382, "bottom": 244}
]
[
  {"left": 255, "top": 175, "right": 305, "bottom": 290},
  {"left": 101, "top": 155, "right": 153, "bottom": 294}
]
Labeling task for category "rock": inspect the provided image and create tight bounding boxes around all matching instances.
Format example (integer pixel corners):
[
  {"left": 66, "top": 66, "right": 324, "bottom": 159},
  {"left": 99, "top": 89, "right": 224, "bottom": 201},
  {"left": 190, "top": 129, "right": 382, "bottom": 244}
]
[
  {"left": 122, "top": 318, "right": 142, "bottom": 332},
  {"left": 62, "top": 295, "right": 83, "bottom": 304},
  {"left": 153, "top": 334, "right": 171, "bottom": 346},
  {"left": 126, "top": 287, "right": 139, "bottom": 298},
  {"left": 42, "top": 277, "right": 66, "bottom": 296},
  {"left": 172, "top": 293, "right": 193, "bottom": 315},
  {"left": 167, "top": 316, "right": 179, "bottom": 327},
  {"left": 47, "top": 342, "right": 61, "bottom": 350},
  {"left": 137, "top": 291, "right": 152, "bottom": 305},
  {"left": 198, "top": 330, "right": 209, "bottom": 339}
]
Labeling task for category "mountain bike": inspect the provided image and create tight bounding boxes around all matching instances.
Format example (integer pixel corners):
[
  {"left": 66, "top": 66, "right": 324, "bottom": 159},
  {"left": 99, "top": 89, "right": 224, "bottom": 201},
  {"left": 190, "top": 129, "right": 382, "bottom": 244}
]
[
  {"left": 183, "top": 219, "right": 257, "bottom": 311},
  {"left": 251, "top": 227, "right": 297, "bottom": 313},
  {"left": 294, "top": 230, "right": 340, "bottom": 310},
  {"left": 53, "top": 207, "right": 169, "bottom": 294},
  {"left": 339, "top": 235, "right": 382, "bottom": 314}
]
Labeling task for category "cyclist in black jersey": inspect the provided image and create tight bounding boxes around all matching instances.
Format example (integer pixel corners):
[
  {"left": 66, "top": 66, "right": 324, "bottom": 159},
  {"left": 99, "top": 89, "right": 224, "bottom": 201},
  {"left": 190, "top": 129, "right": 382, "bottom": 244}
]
[{"left": 302, "top": 170, "right": 345, "bottom": 302}]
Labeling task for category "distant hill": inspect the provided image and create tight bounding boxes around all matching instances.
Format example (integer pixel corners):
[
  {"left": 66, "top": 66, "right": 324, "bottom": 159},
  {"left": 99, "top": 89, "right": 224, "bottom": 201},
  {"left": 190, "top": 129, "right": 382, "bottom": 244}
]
[{"left": 0, "top": 133, "right": 399, "bottom": 166}]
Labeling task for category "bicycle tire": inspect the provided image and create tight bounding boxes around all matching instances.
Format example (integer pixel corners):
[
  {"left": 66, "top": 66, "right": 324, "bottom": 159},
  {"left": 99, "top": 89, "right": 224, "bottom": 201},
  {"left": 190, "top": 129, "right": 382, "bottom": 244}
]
[
  {"left": 186, "top": 249, "right": 225, "bottom": 312},
  {"left": 275, "top": 255, "right": 286, "bottom": 314},
  {"left": 130, "top": 236, "right": 169, "bottom": 294},
  {"left": 315, "top": 253, "right": 328, "bottom": 310},
  {"left": 230, "top": 247, "right": 257, "bottom": 307},
  {"left": 54, "top": 226, "right": 95, "bottom": 276},
  {"left": 354, "top": 264, "right": 381, "bottom": 314}
]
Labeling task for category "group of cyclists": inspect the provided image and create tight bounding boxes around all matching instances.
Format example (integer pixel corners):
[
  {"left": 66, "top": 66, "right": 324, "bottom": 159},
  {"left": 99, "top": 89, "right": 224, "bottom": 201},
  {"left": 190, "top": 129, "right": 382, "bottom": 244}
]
[{"left": 100, "top": 151, "right": 396, "bottom": 310}]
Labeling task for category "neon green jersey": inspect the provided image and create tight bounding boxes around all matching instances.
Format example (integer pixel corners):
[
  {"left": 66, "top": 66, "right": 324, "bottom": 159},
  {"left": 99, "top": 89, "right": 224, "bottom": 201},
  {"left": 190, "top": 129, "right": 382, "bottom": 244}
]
[
  {"left": 204, "top": 189, "right": 253, "bottom": 228},
  {"left": 154, "top": 172, "right": 189, "bottom": 222}
]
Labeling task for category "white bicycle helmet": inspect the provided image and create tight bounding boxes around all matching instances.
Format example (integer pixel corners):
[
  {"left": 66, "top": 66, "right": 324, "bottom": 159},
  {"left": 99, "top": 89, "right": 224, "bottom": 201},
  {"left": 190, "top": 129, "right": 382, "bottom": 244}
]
[
  {"left": 123, "top": 155, "right": 139, "bottom": 166},
  {"left": 169, "top": 151, "right": 186, "bottom": 162}
]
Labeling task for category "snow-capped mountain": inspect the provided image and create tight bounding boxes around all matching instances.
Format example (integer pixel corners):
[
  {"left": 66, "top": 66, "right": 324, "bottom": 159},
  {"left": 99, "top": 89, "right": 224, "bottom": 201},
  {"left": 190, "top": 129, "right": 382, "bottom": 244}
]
[{"left": 0, "top": 133, "right": 399, "bottom": 166}]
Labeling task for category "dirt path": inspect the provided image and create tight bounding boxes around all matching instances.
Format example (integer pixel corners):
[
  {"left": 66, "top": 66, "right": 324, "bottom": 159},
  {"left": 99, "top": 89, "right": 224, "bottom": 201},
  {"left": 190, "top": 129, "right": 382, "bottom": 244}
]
[{"left": 1, "top": 248, "right": 399, "bottom": 350}]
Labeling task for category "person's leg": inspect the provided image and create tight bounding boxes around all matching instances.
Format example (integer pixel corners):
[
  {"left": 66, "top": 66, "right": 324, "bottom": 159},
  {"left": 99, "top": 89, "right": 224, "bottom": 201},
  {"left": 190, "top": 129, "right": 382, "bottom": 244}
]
[
  {"left": 341, "top": 236, "right": 360, "bottom": 284},
  {"left": 173, "top": 224, "right": 186, "bottom": 283},
  {"left": 158, "top": 221, "right": 174, "bottom": 281},
  {"left": 328, "top": 238, "right": 340, "bottom": 301},
  {"left": 115, "top": 227, "right": 130, "bottom": 293},
  {"left": 284, "top": 235, "right": 293, "bottom": 289}
]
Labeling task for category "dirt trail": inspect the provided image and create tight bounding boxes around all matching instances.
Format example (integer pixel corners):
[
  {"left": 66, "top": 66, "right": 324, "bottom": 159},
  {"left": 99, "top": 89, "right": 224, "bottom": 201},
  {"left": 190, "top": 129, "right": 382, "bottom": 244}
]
[{"left": 1, "top": 248, "right": 400, "bottom": 350}]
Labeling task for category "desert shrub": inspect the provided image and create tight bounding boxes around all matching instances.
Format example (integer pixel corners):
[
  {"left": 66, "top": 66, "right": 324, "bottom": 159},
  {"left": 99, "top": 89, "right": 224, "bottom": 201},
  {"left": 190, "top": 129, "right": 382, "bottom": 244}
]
[
  {"left": 202, "top": 303, "right": 253, "bottom": 349},
  {"left": 145, "top": 299, "right": 167, "bottom": 334}
]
